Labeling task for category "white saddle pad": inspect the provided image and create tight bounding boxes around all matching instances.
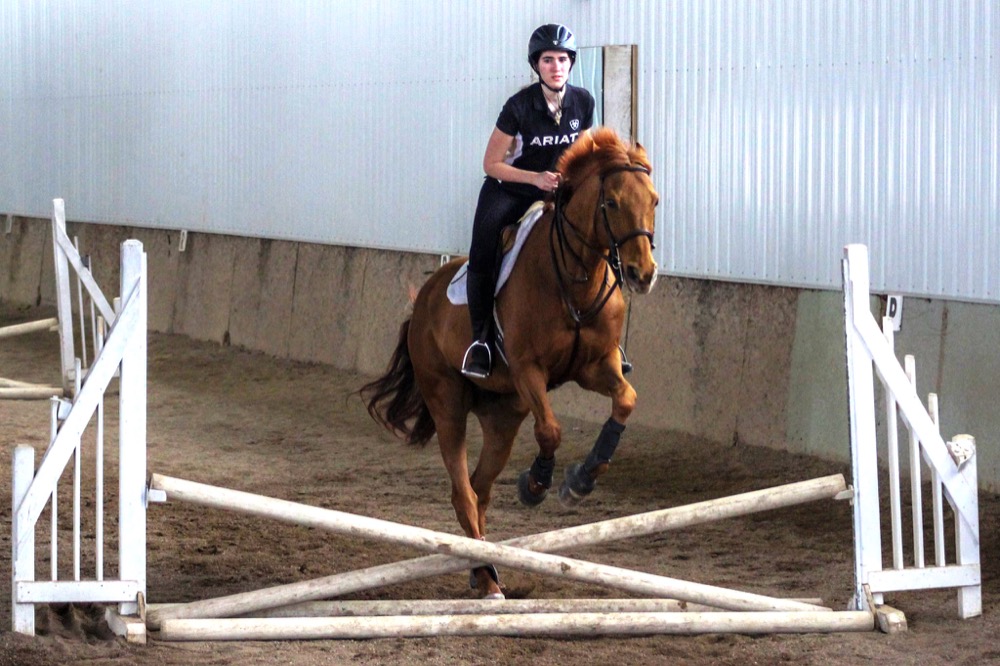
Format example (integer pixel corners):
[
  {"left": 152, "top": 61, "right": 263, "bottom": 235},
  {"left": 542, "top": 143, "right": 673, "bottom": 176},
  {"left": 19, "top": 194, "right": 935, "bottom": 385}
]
[{"left": 447, "top": 202, "right": 546, "bottom": 305}]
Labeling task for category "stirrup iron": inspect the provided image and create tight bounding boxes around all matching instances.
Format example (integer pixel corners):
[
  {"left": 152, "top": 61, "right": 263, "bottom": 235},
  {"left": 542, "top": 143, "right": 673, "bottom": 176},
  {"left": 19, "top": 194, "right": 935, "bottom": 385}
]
[{"left": 461, "top": 340, "right": 492, "bottom": 379}]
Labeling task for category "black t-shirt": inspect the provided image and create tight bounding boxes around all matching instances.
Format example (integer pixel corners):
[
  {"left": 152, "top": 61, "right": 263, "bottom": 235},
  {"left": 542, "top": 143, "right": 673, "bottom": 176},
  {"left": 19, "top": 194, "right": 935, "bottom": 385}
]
[{"left": 494, "top": 82, "right": 596, "bottom": 196}]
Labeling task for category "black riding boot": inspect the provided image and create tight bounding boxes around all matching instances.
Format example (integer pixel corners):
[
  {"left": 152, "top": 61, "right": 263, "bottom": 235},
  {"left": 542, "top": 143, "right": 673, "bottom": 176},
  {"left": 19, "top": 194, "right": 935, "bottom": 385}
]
[{"left": 461, "top": 269, "right": 495, "bottom": 378}]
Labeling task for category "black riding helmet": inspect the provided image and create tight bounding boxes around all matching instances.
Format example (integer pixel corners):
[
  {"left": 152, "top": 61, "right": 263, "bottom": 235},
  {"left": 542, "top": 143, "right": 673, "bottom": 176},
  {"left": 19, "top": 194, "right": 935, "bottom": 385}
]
[{"left": 527, "top": 24, "right": 577, "bottom": 72}]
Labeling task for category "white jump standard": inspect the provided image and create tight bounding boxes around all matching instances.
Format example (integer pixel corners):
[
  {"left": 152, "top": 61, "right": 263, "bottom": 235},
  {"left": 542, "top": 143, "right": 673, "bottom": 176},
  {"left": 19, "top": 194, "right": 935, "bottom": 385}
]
[{"left": 10, "top": 201, "right": 149, "bottom": 642}]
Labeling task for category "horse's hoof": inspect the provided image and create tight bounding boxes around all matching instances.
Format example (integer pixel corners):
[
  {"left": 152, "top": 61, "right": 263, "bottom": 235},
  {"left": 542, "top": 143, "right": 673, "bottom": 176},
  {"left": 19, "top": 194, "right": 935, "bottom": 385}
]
[
  {"left": 558, "top": 462, "right": 595, "bottom": 507},
  {"left": 470, "top": 565, "right": 504, "bottom": 599},
  {"left": 517, "top": 469, "right": 548, "bottom": 507}
]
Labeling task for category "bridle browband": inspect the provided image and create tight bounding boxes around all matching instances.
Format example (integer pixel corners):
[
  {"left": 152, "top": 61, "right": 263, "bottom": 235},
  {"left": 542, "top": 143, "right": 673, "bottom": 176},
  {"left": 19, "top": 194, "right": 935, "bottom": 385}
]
[{"left": 550, "top": 163, "right": 654, "bottom": 327}]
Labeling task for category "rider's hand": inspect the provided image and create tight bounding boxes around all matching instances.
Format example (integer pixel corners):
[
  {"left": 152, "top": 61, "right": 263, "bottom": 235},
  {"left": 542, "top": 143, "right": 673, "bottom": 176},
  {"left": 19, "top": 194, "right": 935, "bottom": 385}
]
[{"left": 534, "top": 171, "right": 561, "bottom": 193}]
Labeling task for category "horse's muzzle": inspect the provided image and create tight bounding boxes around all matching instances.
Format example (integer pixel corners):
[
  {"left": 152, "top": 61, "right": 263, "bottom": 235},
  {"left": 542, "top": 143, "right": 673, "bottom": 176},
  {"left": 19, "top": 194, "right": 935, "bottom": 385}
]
[{"left": 625, "top": 263, "right": 658, "bottom": 294}]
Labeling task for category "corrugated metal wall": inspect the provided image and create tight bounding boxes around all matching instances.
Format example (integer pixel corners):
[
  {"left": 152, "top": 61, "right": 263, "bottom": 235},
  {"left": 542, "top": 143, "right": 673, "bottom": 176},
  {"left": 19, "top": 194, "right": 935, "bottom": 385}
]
[
  {"left": 644, "top": 1, "right": 999, "bottom": 302},
  {"left": 2, "top": 1, "right": 997, "bottom": 302}
]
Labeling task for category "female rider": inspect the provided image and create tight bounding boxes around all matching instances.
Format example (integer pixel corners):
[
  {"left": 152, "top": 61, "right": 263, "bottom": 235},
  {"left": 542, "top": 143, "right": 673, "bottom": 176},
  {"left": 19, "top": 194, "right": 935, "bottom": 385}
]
[{"left": 462, "top": 24, "right": 596, "bottom": 378}]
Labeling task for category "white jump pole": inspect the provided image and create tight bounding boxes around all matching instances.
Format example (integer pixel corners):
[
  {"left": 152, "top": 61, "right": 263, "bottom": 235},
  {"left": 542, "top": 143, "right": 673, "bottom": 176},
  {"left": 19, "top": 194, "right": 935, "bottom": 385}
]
[
  {"left": 0, "top": 378, "right": 65, "bottom": 400},
  {"left": 156, "top": 610, "right": 875, "bottom": 641},
  {"left": 0, "top": 387, "right": 64, "bottom": 400},
  {"left": 170, "top": 597, "right": 824, "bottom": 621},
  {"left": 149, "top": 474, "right": 832, "bottom": 622},
  {"left": 148, "top": 474, "right": 846, "bottom": 624},
  {"left": 0, "top": 318, "right": 59, "bottom": 339},
  {"left": 0, "top": 379, "right": 38, "bottom": 387},
  {"left": 0, "top": 378, "right": 60, "bottom": 388}
]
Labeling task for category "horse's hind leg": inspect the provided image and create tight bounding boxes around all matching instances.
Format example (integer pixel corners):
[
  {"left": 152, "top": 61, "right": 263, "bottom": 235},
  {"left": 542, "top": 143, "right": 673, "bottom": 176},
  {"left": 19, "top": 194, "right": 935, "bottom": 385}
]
[
  {"left": 467, "top": 396, "right": 527, "bottom": 599},
  {"left": 435, "top": 416, "right": 479, "bottom": 537},
  {"left": 431, "top": 398, "right": 506, "bottom": 599}
]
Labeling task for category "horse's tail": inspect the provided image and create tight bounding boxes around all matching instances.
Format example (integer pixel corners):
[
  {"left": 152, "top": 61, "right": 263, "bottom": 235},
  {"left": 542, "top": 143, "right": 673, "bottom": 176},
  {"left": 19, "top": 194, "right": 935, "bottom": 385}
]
[{"left": 359, "top": 319, "right": 436, "bottom": 447}]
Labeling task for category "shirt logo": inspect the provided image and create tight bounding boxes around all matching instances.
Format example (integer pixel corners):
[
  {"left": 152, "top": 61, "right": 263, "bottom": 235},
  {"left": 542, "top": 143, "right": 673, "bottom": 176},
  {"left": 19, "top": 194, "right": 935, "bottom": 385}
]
[
  {"left": 529, "top": 132, "right": 580, "bottom": 147},
  {"left": 570, "top": 119, "right": 580, "bottom": 131}
]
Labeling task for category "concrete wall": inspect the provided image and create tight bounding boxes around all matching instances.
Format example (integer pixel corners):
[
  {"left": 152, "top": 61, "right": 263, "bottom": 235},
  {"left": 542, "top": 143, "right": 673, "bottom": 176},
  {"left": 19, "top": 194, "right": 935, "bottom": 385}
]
[
  {"left": 783, "top": 291, "right": 1000, "bottom": 493},
  {"left": 0, "top": 217, "right": 436, "bottom": 375},
  {"left": 3, "top": 217, "right": 997, "bottom": 491},
  {"left": 550, "top": 277, "right": 799, "bottom": 457}
]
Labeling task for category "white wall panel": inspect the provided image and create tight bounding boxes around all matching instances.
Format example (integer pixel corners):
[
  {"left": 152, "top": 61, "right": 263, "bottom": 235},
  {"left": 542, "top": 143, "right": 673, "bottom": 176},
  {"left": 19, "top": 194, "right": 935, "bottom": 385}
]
[
  {"left": 637, "top": 0, "right": 999, "bottom": 303},
  {"left": 1, "top": 1, "right": 998, "bottom": 302}
]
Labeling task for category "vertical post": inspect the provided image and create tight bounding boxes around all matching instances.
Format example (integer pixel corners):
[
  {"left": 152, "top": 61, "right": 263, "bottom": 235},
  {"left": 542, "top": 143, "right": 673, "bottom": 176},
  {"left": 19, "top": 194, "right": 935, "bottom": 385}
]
[
  {"left": 882, "top": 318, "right": 903, "bottom": 570},
  {"left": 74, "top": 239, "right": 89, "bottom": 370},
  {"left": 928, "top": 394, "right": 946, "bottom": 566},
  {"left": 96, "top": 316, "right": 106, "bottom": 581},
  {"left": 117, "top": 241, "right": 147, "bottom": 616},
  {"left": 90, "top": 298, "right": 100, "bottom": 369},
  {"left": 12, "top": 445, "right": 35, "bottom": 634},
  {"left": 73, "top": 359, "right": 82, "bottom": 582},
  {"left": 73, "top": 436, "right": 82, "bottom": 581},
  {"left": 51, "top": 199, "right": 76, "bottom": 396},
  {"left": 843, "top": 245, "right": 883, "bottom": 609},
  {"left": 96, "top": 394, "right": 105, "bottom": 581},
  {"left": 904, "top": 355, "right": 925, "bottom": 568},
  {"left": 951, "top": 435, "right": 981, "bottom": 618},
  {"left": 49, "top": 400, "right": 58, "bottom": 581}
]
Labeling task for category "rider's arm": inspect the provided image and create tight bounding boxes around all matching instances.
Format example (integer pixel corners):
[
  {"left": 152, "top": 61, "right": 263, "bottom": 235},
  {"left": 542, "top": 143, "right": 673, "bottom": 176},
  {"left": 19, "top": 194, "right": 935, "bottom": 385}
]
[{"left": 482, "top": 127, "right": 561, "bottom": 192}]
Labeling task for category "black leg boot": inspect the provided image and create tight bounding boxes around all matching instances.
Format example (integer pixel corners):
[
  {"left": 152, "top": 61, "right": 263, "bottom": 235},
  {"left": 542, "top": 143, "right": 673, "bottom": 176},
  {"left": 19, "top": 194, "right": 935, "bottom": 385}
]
[{"left": 461, "top": 269, "right": 495, "bottom": 378}]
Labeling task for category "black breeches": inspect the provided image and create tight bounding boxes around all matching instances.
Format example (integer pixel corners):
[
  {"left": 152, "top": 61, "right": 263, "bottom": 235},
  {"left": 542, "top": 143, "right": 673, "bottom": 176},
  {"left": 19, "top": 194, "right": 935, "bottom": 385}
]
[{"left": 468, "top": 178, "right": 538, "bottom": 277}]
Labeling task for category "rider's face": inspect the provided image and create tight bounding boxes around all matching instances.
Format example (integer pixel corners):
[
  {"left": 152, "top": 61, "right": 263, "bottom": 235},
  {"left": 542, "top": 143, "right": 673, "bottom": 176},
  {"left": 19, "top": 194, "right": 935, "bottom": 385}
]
[{"left": 537, "top": 50, "right": 572, "bottom": 89}]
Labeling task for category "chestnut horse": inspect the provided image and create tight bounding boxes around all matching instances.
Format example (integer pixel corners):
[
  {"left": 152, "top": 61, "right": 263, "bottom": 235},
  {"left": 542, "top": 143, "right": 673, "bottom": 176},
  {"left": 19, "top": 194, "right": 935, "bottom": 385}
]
[{"left": 362, "top": 128, "right": 659, "bottom": 598}]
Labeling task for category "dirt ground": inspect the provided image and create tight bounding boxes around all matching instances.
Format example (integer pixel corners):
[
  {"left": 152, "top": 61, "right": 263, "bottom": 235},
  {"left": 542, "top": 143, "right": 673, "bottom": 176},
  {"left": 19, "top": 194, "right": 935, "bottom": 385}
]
[{"left": 1, "top": 303, "right": 996, "bottom": 666}]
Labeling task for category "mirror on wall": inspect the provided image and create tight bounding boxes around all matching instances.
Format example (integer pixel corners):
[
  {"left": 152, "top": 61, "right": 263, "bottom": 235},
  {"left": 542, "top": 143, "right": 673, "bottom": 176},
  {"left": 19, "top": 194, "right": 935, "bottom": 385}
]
[
  {"left": 569, "top": 46, "right": 605, "bottom": 127},
  {"left": 569, "top": 45, "right": 636, "bottom": 142}
]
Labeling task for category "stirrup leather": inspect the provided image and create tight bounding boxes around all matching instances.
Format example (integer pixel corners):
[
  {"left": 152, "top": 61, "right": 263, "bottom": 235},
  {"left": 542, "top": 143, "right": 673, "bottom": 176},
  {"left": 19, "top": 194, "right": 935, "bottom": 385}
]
[{"left": 461, "top": 340, "right": 492, "bottom": 378}]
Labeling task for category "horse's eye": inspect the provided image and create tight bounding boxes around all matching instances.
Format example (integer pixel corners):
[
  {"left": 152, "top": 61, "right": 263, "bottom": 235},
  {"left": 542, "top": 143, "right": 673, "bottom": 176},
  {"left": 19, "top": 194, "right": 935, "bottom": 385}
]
[{"left": 604, "top": 198, "right": 619, "bottom": 210}]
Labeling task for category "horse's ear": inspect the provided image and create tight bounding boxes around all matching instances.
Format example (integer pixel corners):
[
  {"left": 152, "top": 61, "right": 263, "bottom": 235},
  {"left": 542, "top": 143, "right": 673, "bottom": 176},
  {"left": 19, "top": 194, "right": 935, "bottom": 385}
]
[{"left": 629, "top": 141, "right": 652, "bottom": 171}]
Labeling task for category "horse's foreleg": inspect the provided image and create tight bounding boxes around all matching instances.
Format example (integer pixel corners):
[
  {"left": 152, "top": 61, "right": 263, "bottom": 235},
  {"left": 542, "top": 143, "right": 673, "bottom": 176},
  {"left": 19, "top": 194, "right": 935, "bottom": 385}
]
[
  {"left": 559, "top": 359, "right": 637, "bottom": 506},
  {"left": 510, "top": 367, "right": 563, "bottom": 507},
  {"left": 518, "top": 452, "right": 556, "bottom": 507}
]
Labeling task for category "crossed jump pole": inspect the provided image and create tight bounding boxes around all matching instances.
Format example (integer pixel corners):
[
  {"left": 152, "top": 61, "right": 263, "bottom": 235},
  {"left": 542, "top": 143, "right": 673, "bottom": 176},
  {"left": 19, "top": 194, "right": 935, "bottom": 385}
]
[
  {"left": 0, "top": 320, "right": 63, "bottom": 399},
  {"left": 147, "top": 473, "right": 875, "bottom": 640}
]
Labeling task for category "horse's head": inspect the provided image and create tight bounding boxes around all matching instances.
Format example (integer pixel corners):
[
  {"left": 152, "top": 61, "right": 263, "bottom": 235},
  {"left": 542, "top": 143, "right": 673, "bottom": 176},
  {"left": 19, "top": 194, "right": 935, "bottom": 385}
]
[{"left": 558, "top": 128, "right": 659, "bottom": 294}]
